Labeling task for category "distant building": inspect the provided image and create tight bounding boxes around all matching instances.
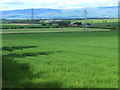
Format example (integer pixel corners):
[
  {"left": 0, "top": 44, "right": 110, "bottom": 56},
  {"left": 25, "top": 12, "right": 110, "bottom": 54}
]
[
  {"left": 86, "top": 23, "right": 91, "bottom": 26},
  {"left": 55, "top": 20, "right": 62, "bottom": 21},
  {"left": 39, "top": 19, "right": 62, "bottom": 23},
  {"left": 85, "top": 25, "right": 93, "bottom": 27},
  {"left": 44, "top": 20, "right": 49, "bottom": 22},
  {"left": 71, "top": 24, "right": 78, "bottom": 26},
  {"left": 71, "top": 22, "right": 82, "bottom": 26},
  {"left": 42, "top": 23, "right": 46, "bottom": 26}
]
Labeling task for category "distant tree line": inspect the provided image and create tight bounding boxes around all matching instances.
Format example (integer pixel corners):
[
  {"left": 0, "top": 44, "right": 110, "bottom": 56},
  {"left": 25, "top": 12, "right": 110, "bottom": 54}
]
[{"left": 2, "top": 18, "right": 117, "bottom": 30}]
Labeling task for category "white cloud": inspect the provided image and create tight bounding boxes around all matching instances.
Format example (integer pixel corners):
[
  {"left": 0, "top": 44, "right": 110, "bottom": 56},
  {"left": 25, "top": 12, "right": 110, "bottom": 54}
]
[{"left": 0, "top": 0, "right": 119, "bottom": 10}]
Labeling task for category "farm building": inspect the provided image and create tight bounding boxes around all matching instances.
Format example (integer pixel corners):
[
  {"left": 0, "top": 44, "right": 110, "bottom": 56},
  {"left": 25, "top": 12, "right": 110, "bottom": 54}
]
[{"left": 71, "top": 24, "right": 78, "bottom": 26}]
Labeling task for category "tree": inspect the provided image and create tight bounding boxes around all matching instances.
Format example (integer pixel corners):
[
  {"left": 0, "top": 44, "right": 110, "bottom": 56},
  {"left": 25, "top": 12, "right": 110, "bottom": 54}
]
[
  {"left": 41, "top": 23, "right": 46, "bottom": 26},
  {"left": 73, "top": 22, "right": 82, "bottom": 25},
  {"left": 86, "top": 23, "right": 90, "bottom": 26},
  {"left": 48, "top": 22, "right": 53, "bottom": 26},
  {"left": 57, "top": 21, "right": 71, "bottom": 27}
]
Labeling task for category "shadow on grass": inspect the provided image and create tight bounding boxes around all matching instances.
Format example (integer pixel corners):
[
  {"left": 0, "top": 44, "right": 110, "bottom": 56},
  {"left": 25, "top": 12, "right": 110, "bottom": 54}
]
[
  {"left": 3, "top": 51, "right": 55, "bottom": 58},
  {"left": 2, "top": 46, "right": 37, "bottom": 51},
  {"left": 2, "top": 46, "right": 62, "bottom": 88}
]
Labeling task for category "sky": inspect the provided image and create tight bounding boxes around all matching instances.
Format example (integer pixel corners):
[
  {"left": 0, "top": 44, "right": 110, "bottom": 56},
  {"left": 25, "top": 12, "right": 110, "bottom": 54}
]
[{"left": 0, "top": 0, "right": 119, "bottom": 11}]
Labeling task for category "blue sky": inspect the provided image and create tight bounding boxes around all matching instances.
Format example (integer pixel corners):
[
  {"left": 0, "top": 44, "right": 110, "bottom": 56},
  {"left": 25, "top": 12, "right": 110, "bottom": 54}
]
[{"left": 0, "top": 0, "right": 119, "bottom": 11}]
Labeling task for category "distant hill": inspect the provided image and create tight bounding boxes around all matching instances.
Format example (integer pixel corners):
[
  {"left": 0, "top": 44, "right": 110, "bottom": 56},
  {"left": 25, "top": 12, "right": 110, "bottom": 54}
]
[{"left": 2, "top": 6, "right": 118, "bottom": 19}]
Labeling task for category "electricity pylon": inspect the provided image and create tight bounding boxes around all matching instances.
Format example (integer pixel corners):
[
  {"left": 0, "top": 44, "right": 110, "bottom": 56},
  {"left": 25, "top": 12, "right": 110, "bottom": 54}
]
[
  {"left": 31, "top": 8, "right": 34, "bottom": 24},
  {"left": 83, "top": 9, "right": 88, "bottom": 31}
]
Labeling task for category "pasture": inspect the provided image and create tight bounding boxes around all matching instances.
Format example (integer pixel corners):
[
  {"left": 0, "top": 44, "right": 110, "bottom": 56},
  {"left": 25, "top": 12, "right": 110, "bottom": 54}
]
[
  {"left": 2, "top": 28, "right": 118, "bottom": 88},
  {"left": 71, "top": 19, "right": 118, "bottom": 29}
]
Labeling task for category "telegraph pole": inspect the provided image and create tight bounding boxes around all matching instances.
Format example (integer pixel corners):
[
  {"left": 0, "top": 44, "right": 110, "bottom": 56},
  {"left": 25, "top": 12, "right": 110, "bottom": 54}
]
[{"left": 83, "top": 9, "right": 88, "bottom": 31}]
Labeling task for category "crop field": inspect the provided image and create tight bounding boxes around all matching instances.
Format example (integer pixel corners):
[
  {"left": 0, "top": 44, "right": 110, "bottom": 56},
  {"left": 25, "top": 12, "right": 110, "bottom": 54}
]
[
  {"left": 71, "top": 19, "right": 118, "bottom": 29},
  {"left": 2, "top": 28, "right": 112, "bottom": 34},
  {"left": 2, "top": 28, "right": 118, "bottom": 88}
]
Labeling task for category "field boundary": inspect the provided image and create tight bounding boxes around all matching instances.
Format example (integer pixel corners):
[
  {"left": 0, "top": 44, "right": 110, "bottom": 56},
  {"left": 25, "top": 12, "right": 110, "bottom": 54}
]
[{"left": 1, "top": 29, "right": 111, "bottom": 34}]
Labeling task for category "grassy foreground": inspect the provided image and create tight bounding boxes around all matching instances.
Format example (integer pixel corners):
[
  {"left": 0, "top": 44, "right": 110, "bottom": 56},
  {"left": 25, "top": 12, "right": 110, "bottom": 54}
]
[{"left": 2, "top": 29, "right": 118, "bottom": 88}]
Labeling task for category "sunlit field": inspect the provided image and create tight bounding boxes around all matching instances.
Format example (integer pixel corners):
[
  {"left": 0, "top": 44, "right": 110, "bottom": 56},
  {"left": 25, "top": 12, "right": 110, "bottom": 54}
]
[{"left": 2, "top": 28, "right": 118, "bottom": 88}]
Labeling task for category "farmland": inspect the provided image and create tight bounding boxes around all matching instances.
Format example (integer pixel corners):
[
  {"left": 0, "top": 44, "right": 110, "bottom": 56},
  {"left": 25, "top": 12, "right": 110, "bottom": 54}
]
[
  {"left": 2, "top": 27, "right": 118, "bottom": 88},
  {"left": 71, "top": 19, "right": 118, "bottom": 29},
  {"left": 2, "top": 19, "right": 118, "bottom": 29}
]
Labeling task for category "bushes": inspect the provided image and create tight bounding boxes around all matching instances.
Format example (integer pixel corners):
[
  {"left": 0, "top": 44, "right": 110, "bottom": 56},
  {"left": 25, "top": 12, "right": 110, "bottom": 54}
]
[
  {"left": 73, "top": 22, "right": 82, "bottom": 25},
  {"left": 2, "top": 25, "right": 51, "bottom": 29},
  {"left": 2, "top": 25, "right": 25, "bottom": 29},
  {"left": 2, "top": 24, "right": 68, "bottom": 29}
]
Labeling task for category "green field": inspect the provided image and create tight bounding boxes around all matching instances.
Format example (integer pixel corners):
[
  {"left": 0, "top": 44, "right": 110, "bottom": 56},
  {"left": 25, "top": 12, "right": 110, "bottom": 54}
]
[
  {"left": 2, "top": 28, "right": 112, "bottom": 34},
  {"left": 2, "top": 28, "right": 118, "bottom": 88},
  {"left": 71, "top": 19, "right": 118, "bottom": 29}
]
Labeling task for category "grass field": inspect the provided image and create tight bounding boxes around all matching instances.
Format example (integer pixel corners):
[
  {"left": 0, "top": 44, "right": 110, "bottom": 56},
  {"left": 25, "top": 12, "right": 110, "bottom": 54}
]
[
  {"left": 2, "top": 28, "right": 112, "bottom": 34},
  {"left": 2, "top": 28, "right": 118, "bottom": 88},
  {"left": 71, "top": 19, "right": 118, "bottom": 29}
]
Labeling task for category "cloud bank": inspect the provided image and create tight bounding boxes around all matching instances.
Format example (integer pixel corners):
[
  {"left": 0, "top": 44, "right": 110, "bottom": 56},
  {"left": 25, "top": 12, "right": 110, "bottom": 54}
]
[{"left": 0, "top": 0, "right": 119, "bottom": 11}]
